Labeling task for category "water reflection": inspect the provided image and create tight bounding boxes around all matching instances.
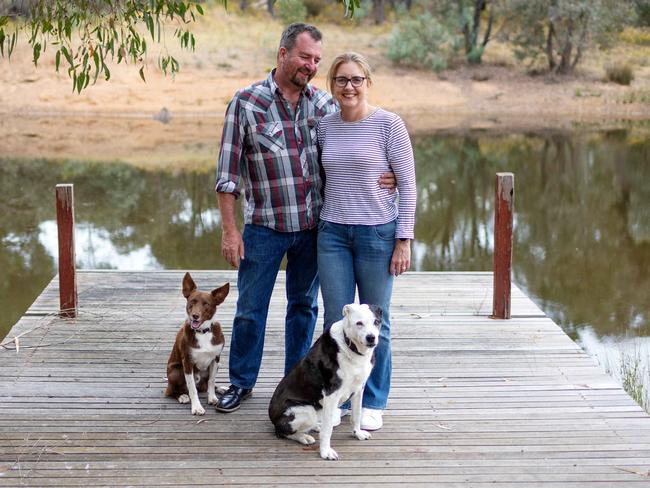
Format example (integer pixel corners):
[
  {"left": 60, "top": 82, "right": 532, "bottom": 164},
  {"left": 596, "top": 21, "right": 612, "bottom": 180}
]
[
  {"left": 413, "top": 130, "right": 650, "bottom": 341},
  {"left": 39, "top": 221, "right": 161, "bottom": 269},
  {"left": 1, "top": 130, "right": 650, "bottom": 360}
]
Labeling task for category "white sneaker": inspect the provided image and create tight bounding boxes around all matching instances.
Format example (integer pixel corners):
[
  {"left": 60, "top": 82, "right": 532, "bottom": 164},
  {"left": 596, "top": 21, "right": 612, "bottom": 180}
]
[
  {"left": 360, "top": 408, "right": 383, "bottom": 431},
  {"left": 332, "top": 408, "right": 349, "bottom": 427}
]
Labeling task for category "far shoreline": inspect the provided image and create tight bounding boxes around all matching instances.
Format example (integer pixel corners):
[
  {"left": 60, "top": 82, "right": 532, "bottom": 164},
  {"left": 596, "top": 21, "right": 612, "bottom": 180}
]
[{"left": 1, "top": 108, "right": 649, "bottom": 170}]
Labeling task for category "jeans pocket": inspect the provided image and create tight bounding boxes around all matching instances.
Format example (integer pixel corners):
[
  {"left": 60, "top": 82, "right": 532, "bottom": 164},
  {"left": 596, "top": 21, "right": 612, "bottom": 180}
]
[
  {"left": 317, "top": 219, "right": 329, "bottom": 232},
  {"left": 372, "top": 221, "right": 396, "bottom": 241}
]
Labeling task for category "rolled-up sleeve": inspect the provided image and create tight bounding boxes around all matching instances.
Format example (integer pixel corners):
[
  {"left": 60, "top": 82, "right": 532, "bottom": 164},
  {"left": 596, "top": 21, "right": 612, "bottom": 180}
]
[
  {"left": 215, "top": 94, "right": 244, "bottom": 198},
  {"left": 388, "top": 117, "right": 416, "bottom": 239}
]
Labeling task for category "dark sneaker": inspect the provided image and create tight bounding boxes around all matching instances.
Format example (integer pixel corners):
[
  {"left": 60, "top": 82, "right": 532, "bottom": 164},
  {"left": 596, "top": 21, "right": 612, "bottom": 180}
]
[{"left": 215, "top": 385, "right": 253, "bottom": 413}]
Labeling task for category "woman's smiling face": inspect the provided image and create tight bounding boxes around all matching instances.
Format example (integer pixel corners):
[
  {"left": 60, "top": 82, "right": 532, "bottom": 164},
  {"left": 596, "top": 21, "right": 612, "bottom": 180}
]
[{"left": 332, "top": 61, "right": 370, "bottom": 112}]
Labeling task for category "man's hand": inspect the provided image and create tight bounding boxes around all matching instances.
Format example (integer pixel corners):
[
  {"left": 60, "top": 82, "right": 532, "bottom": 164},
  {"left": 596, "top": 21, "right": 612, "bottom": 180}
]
[
  {"left": 378, "top": 171, "right": 397, "bottom": 193},
  {"left": 221, "top": 227, "right": 245, "bottom": 268},
  {"left": 217, "top": 192, "right": 245, "bottom": 268}
]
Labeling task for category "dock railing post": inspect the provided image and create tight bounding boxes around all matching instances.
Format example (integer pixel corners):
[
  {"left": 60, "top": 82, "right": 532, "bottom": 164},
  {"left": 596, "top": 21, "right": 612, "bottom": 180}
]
[
  {"left": 56, "top": 184, "right": 77, "bottom": 318},
  {"left": 491, "top": 173, "right": 514, "bottom": 319}
]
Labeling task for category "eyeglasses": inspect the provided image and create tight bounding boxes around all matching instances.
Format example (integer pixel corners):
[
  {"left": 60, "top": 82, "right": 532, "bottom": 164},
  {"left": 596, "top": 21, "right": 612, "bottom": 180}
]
[{"left": 333, "top": 76, "right": 367, "bottom": 88}]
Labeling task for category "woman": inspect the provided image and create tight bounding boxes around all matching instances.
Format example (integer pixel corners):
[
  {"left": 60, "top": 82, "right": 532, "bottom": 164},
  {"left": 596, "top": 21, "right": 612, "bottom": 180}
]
[{"left": 317, "top": 52, "right": 416, "bottom": 431}]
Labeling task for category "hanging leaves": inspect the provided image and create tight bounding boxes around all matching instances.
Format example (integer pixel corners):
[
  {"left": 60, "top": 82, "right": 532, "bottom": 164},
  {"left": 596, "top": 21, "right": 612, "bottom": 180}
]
[
  {"left": 0, "top": 0, "right": 210, "bottom": 93},
  {"left": 0, "top": 0, "right": 362, "bottom": 93}
]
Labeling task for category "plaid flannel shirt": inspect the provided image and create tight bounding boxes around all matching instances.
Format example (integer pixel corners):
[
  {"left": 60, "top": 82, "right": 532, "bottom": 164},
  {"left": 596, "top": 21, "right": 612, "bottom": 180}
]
[{"left": 215, "top": 70, "right": 338, "bottom": 232}]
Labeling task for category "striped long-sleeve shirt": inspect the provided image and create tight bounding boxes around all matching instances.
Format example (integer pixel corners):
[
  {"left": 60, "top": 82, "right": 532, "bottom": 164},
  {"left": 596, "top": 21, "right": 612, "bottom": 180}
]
[
  {"left": 317, "top": 108, "right": 416, "bottom": 239},
  {"left": 215, "top": 70, "right": 338, "bottom": 232}
]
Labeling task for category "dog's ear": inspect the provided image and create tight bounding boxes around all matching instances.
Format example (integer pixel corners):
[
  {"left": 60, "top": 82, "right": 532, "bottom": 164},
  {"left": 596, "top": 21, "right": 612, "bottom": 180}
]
[
  {"left": 368, "top": 304, "right": 383, "bottom": 322},
  {"left": 211, "top": 283, "right": 230, "bottom": 305},
  {"left": 342, "top": 304, "right": 351, "bottom": 317},
  {"left": 182, "top": 273, "right": 196, "bottom": 298}
]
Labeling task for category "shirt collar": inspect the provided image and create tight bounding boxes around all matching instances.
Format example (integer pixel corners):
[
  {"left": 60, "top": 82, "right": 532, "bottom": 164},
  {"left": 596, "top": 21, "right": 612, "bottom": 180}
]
[{"left": 268, "top": 69, "right": 314, "bottom": 100}]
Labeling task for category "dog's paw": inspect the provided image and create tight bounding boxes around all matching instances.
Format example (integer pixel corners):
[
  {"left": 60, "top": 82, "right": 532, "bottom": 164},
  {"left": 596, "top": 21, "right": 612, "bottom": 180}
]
[
  {"left": 320, "top": 447, "right": 339, "bottom": 460},
  {"left": 177, "top": 394, "right": 190, "bottom": 404},
  {"left": 191, "top": 404, "right": 206, "bottom": 416},
  {"left": 208, "top": 395, "right": 218, "bottom": 405},
  {"left": 302, "top": 434, "right": 316, "bottom": 445},
  {"left": 287, "top": 432, "right": 315, "bottom": 445},
  {"left": 353, "top": 428, "right": 372, "bottom": 441},
  {"left": 311, "top": 423, "right": 321, "bottom": 433}
]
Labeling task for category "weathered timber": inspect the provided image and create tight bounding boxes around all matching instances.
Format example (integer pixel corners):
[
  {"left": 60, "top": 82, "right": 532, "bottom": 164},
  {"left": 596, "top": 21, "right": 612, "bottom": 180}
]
[
  {"left": 0, "top": 270, "right": 649, "bottom": 487},
  {"left": 492, "top": 172, "right": 514, "bottom": 319},
  {"left": 55, "top": 184, "right": 77, "bottom": 318}
]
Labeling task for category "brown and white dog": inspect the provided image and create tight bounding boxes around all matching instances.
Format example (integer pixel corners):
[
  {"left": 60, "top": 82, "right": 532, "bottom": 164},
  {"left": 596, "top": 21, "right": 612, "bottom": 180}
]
[{"left": 165, "top": 272, "right": 229, "bottom": 415}]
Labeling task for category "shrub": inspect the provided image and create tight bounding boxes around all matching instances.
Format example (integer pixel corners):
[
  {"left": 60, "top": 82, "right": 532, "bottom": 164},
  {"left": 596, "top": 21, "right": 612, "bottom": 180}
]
[
  {"left": 301, "top": 0, "right": 327, "bottom": 17},
  {"left": 276, "top": 0, "right": 307, "bottom": 25},
  {"left": 386, "top": 12, "right": 461, "bottom": 72},
  {"left": 635, "top": 0, "right": 650, "bottom": 26},
  {"left": 619, "top": 27, "right": 650, "bottom": 46},
  {"left": 605, "top": 62, "right": 635, "bottom": 85}
]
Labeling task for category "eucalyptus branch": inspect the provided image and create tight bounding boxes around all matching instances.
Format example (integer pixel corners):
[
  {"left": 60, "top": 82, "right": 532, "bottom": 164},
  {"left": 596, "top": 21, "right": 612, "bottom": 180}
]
[
  {"left": 0, "top": 0, "right": 209, "bottom": 93},
  {"left": 0, "top": 0, "right": 361, "bottom": 93}
]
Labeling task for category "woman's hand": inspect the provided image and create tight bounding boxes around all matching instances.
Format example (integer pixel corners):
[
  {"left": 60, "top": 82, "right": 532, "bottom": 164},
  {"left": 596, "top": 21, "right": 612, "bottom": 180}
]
[{"left": 390, "top": 239, "right": 411, "bottom": 276}]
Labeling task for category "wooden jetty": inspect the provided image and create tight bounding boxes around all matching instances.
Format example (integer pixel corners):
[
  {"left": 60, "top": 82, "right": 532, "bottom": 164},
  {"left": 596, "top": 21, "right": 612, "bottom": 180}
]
[{"left": 1, "top": 270, "right": 650, "bottom": 486}]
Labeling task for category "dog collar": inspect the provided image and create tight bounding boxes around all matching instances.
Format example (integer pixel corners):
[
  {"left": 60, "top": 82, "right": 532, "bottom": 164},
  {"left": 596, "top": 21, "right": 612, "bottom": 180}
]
[
  {"left": 343, "top": 332, "right": 363, "bottom": 356},
  {"left": 192, "top": 323, "right": 212, "bottom": 334}
]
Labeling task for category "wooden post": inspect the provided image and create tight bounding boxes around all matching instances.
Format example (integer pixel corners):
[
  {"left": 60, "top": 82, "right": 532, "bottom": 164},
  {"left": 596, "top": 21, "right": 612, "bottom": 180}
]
[
  {"left": 56, "top": 184, "right": 77, "bottom": 318},
  {"left": 491, "top": 173, "right": 514, "bottom": 319}
]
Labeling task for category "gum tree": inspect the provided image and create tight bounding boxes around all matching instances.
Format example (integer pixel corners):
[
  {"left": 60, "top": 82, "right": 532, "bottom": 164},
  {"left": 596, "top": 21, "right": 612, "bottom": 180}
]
[{"left": 504, "top": 0, "right": 633, "bottom": 74}]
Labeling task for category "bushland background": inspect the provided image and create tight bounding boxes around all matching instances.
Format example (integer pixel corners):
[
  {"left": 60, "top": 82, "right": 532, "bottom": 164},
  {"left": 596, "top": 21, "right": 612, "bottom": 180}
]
[{"left": 1, "top": 0, "right": 650, "bottom": 169}]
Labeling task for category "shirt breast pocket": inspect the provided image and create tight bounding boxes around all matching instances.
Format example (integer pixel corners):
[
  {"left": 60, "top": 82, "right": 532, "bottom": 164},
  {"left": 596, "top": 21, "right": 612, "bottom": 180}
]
[{"left": 254, "top": 121, "right": 284, "bottom": 153}]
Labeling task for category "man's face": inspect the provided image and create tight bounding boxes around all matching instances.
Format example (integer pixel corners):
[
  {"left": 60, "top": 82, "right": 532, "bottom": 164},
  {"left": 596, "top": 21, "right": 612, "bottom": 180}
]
[{"left": 278, "top": 32, "right": 322, "bottom": 88}]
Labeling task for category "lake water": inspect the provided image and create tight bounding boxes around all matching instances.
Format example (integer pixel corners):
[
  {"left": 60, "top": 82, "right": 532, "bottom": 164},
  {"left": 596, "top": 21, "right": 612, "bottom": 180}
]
[{"left": 2, "top": 127, "right": 649, "bottom": 396}]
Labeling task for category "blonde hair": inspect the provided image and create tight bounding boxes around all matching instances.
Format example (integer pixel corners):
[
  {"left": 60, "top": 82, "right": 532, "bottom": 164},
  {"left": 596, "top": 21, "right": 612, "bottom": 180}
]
[{"left": 327, "top": 52, "right": 373, "bottom": 93}]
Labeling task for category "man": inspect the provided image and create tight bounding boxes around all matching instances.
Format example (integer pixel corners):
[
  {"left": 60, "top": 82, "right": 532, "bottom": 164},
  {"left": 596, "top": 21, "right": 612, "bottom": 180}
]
[{"left": 214, "top": 23, "right": 393, "bottom": 413}]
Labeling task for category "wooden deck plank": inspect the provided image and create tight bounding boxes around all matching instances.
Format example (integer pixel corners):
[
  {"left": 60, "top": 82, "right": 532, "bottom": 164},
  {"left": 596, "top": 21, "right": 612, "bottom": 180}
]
[{"left": 1, "top": 270, "right": 650, "bottom": 486}]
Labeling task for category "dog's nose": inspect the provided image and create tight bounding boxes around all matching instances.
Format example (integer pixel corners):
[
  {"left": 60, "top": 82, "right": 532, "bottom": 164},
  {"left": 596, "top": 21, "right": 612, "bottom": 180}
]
[
  {"left": 192, "top": 314, "right": 199, "bottom": 320},
  {"left": 365, "top": 334, "right": 376, "bottom": 345}
]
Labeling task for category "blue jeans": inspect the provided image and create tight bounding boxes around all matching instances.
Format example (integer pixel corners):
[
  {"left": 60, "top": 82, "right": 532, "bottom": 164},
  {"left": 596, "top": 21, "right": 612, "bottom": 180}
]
[
  {"left": 317, "top": 219, "right": 395, "bottom": 410},
  {"left": 229, "top": 224, "right": 319, "bottom": 389}
]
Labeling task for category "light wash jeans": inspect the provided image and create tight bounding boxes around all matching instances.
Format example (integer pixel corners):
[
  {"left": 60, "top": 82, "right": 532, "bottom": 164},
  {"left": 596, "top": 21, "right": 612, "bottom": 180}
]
[
  {"left": 228, "top": 224, "right": 319, "bottom": 389},
  {"left": 317, "top": 219, "right": 395, "bottom": 409}
]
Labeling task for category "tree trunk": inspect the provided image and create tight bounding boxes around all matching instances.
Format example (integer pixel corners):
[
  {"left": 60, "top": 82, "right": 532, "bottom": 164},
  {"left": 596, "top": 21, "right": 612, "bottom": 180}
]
[
  {"left": 571, "top": 13, "right": 589, "bottom": 71},
  {"left": 546, "top": 21, "right": 556, "bottom": 71},
  {"left": 557, "top": 19, "right": 574, "bottom": 74},
  {"left": 471, "top": 0, "right": 486, "bottom": 49},
  {"left": 373, "top": 0, "right": 385, "bottom": 25},
  {"left": 240, "top": 0, "right": 249, "bottom": 11},
  {"left": 466, "top": 0, "right": 490, "bottom": 64},
  {"left": 457, "top": 0, "right": 471, "bottom": 55},
  {"left": 482, "top": 5, "right": 493, "bottom": 48},
  {"left": 267, "top": 0, "right": 275, "bottom": 17}
]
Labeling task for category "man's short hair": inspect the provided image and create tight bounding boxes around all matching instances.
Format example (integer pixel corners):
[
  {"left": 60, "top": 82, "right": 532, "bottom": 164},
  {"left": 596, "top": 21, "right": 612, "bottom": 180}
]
[{"left": 279, "top": 23, "right": 322, "bottom": 54}]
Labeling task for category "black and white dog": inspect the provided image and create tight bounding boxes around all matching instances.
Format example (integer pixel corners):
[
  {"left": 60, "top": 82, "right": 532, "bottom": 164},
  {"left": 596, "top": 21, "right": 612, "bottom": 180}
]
[{"left": 268, "top": 303, "right": 381, "bottom": 460}]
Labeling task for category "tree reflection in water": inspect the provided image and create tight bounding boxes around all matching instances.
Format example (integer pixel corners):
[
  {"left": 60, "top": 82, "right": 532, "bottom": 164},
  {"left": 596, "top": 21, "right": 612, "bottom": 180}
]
[
  {"left": 1, "top": 129, "right": 649, "bottom": 351},
  {"left": 413, "top": 129, "right": 650, "bottom": 342}
]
